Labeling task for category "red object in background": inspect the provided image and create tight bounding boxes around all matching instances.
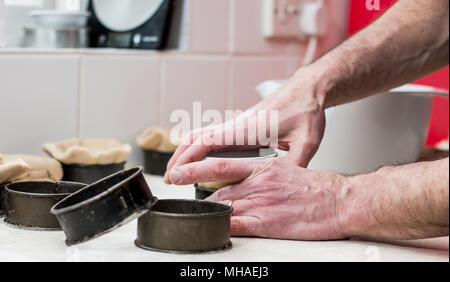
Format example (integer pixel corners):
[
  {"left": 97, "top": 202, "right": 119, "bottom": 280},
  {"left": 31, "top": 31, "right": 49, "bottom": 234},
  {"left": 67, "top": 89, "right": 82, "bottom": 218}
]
[{"left": 348, "top": 0, "right": 449, "bottom": 147}]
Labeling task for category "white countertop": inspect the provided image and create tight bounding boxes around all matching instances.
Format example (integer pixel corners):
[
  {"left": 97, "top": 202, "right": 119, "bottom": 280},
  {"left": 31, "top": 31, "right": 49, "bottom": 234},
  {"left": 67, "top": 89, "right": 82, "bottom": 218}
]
[{"left": 0, "top": 175, "right": 448, "bottom": 262}]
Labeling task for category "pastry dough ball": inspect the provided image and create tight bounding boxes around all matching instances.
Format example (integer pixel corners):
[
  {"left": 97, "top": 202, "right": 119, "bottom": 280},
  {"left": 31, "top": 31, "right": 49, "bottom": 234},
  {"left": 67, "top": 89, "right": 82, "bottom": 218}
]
[{"left": 137, "top": 127, "right": 178, "bottom": 153}]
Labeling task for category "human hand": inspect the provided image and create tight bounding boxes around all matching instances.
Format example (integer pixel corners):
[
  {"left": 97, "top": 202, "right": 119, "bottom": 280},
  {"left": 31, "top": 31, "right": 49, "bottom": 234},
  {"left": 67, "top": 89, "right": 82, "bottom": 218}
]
[
  {"left": 164, "top": 69, "right": 327, "bottom": 184},
  {"left": 167, "top": 159, "right": 348, "bottom": 240}
]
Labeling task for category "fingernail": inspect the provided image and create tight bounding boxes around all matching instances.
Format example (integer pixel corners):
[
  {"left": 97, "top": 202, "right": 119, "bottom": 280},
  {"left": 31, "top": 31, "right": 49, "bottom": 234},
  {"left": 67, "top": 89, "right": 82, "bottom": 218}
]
[{"left": 169, "top": 169, "right": 183, "bottom": 185}]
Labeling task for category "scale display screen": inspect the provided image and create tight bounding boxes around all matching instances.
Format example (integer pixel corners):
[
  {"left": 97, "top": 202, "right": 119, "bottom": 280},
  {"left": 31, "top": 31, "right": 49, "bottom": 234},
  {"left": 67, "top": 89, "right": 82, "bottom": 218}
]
[{"left": 105, "top": 33, "right": 132, "bottom": 48}]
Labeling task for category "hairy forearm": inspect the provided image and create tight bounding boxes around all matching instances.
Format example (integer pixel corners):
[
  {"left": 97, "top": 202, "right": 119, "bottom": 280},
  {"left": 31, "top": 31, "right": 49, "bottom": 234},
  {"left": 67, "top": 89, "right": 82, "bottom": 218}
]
[
  {"left": 340, "top": 158, "right": 449, "bottom": 240},
  {"left": 292, "top": 0, "right": 449, "bottom": 108}
]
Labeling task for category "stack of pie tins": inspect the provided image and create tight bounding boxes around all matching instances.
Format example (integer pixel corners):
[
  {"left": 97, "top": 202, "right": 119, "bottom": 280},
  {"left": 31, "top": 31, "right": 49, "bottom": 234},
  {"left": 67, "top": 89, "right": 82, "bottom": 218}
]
[
  {"left": 50, "top": 166, "right": 234, "bottom": 253},
  {"left": 3, "top": 181, "right": 86, "bottom": 230}
]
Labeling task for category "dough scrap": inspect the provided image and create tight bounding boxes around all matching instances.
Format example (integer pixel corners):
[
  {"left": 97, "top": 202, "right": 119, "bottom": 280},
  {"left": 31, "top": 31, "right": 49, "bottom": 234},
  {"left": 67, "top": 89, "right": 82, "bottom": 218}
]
[
  {"left": 43, "top": 138, "right": 132, "bottom": 165},
  {"left": 0, "top": 154, "right": 62, "bottom": 183},
  {"left": 136, "top": 127, "right": 178, "bottom": 153}
]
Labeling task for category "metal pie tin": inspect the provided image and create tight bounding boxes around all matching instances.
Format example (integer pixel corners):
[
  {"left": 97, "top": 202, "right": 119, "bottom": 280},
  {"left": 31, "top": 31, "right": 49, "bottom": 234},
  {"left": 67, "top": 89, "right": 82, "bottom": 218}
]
[
  {"left": 4, "top": 181, "right": 86, "bottom": 230},
  {"left": 135, "top": 199, "right": 233, "bottom": 253},
  {"left": 61, "top": 162, "right": 126, "bottom": 184},
  {"left": 51, "top": 167, "right": 156, "bottom": 246},
  {"left": 205, "top": 147, "right": 277, "bottom": 160},
  {"left": 194, "top": 184, "right": 215, "bottom": 200},
  {"left": 143, "top": 150, "right": 173, "bottom": 176}
]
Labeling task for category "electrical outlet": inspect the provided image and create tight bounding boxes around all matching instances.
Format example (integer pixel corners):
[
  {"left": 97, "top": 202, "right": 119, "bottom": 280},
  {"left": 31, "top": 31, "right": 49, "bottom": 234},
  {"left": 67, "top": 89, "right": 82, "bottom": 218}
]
[{"left": 262, "top": 0, "right": 304, "bottom": 40}]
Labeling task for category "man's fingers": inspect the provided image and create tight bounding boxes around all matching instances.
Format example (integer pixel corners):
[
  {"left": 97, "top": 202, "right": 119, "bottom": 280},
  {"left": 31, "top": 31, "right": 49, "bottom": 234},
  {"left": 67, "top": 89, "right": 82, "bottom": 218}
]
[
  {"left": 230, "top": 216, "right": 261, "bottom": 237},
  {"left": 164, "top": 144, "right": 190, "bottom": 184},
  {"left": 168, "top": 159, "right": 259, "bottom": 185},
  {"left": 164, "top": 129, "right": 208, "bottom": 183}
]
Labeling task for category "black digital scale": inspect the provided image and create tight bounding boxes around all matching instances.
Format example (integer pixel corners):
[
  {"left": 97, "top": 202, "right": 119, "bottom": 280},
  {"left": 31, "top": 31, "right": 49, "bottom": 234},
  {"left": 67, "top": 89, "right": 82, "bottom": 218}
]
[{"left": 88, "top": 0, "right": 175, "bottom": 49}]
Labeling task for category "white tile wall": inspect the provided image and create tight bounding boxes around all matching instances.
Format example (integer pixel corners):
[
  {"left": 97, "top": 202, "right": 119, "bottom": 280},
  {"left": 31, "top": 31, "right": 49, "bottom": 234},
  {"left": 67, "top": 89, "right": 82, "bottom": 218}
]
[
  {"left": 0, "top": 54, "right": 79, "bottom": 156},
  {"left": 160, "top": 54, "right": 229, "bottom": 129},
  {"left": 231, "top": 0, "right": 304, "bottom": 55},
  {"left": 0, "top": 0, "right": 349, "bottom": 160},
  {"left": 79, "top": 54, "right": 161, "bottom": 166},
  {"left": 189, "top": 0, "right": 230, "bottom": 53},
  {"left": 230, "top": 56, "right": 301, "bottom": 110}
]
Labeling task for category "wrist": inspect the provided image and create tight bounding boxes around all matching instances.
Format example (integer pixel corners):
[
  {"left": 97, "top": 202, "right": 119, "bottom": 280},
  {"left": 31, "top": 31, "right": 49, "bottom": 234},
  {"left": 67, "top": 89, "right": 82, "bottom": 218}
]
[
  {"left": 336, "top": 172, "right": 377, "bottom": 238},
  {"left": 289, "top": 62, "right": 342, "bottom": 110}
]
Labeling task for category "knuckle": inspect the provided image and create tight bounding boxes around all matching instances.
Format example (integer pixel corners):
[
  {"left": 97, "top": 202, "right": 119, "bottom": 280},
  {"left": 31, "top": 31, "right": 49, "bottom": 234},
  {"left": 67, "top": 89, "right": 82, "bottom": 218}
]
[{"left": 213, "top": 160, "right": 230, "bottom": 176}]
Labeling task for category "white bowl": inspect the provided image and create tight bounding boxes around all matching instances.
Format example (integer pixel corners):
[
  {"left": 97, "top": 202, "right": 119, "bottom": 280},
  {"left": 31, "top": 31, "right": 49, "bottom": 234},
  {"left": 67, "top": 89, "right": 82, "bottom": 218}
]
[
  {"left": 256, "top": 81, "right": 448, "bottom": 174},
  {"left": 30, "top": 10, "right": 90, "bottom": 28}
]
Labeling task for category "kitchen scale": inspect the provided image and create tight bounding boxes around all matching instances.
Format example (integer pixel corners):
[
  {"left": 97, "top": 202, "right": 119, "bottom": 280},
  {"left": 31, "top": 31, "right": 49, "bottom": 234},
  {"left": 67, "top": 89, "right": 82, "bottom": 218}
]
[{"left": 88, "top": 0, "right": 175, "bottom": 49}]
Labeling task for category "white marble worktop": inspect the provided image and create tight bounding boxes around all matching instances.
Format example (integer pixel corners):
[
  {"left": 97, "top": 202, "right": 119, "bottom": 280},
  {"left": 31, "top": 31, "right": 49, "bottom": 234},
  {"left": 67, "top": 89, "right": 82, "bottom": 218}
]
[{"left": 0, "top": 175, "right": 448, "bottom": 262}]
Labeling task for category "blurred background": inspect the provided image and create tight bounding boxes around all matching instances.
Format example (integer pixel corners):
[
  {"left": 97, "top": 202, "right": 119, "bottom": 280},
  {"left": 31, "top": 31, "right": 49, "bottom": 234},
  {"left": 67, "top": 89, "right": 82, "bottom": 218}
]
[{"left": 0, "top": 0, "right": 448, "bottom": 170}]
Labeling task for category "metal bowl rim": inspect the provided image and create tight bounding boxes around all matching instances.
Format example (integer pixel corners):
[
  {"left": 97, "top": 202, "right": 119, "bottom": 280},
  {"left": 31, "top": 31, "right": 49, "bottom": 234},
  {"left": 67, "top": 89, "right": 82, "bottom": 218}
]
[
  {"left": 51, "top": 167, "right": 144, "bottom": 215},
  {"left": 145, "top": 199, "right": 233, "bottom": 218},
  {"left": 134, "top": 239, "right": 233, "bottom": 254},
  {"left": 4, "top": 181, "right": 86, "bottom": 198}
]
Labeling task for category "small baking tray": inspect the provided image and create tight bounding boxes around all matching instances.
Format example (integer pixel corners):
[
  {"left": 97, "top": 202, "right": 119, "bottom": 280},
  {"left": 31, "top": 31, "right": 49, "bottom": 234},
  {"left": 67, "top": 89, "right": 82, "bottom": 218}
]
[
  {"left": 51, "top": 167, "right": 157, "bottom": 246},
  {"left": 135, "top": 199, "right": 233, "bottom": 253},
  {"left": 143, "top": 150, "right": 173, "bottom": 176},
  {"left": 3, "top": 181, "right": 86, "bottom": 230},
  {"left": 61, "top": 162, "right": 126, "bottom": 184}
]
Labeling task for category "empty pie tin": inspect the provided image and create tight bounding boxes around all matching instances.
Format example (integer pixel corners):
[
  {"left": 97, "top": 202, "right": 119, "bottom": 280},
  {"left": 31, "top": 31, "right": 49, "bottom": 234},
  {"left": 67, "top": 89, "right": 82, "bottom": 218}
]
[
  {"left": 4, "top": 181, "right": 86, "bottom": 230},
  {"left": 51, "top": 167, "right": 157, "bottom": 246},
  {"left": 61, "top": 162, "right": 126, "bottom": 184},
  {"left": 135, "top": 199, "right": 233, "bottom": 253},
  {"left": 195, "top": 147, "right": 278, "bottom": 200},
  {"left": 143, "top": 150, "right": 173, "bottom": 176}
]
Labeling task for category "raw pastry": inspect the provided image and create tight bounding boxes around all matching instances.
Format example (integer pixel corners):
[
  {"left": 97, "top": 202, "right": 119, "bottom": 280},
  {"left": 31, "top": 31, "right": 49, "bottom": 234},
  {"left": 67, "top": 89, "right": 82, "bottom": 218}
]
[
  {"left": 0, "top": 154, "right": 62, "bottom": 182},
  {"left": 43, "top": 138, "right": 132, "bottom": 165},
  {"left": 0, "top": 155, "right": 31, "bottom": 184},
  {"left": 137, "top": 127, "right": 178, "bottom": 153}
]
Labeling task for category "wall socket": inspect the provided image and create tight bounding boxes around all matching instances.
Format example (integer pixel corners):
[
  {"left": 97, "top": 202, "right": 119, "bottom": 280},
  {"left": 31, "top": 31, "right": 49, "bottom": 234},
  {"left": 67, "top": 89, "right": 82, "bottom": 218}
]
[{"left": 262, "top": 0, "right": 304, "bottom": 40}]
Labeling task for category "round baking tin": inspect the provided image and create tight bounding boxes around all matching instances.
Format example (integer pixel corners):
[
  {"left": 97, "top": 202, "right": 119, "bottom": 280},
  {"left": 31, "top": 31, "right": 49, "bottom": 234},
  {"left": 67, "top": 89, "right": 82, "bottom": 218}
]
[
  {"left": 135, "top": 199, "right": 233, "bottom": 253},
  {"left": 143, "top": 150, "right": 173, "bottom": 176},
  {"left": 51, "top": 167, "right": 156, "bottom": 246},
  {"left": 3, "top": 181, "right": 86, "bottom": 230},
  {"left": 194, "top": 184, "right": 216, "bottom": 200},
  {"left": 205, "top": 147, "right": 277, "bottom": 160},
  {"left": 61, "top": 162, "right": 126, "bottom": 184}
]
